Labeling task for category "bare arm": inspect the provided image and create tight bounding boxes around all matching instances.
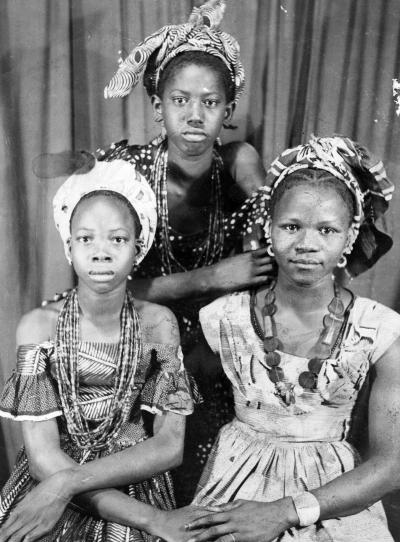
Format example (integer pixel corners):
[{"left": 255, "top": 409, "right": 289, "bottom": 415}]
[
  {"left": 0, "top": 307, "right": 187, "bottom": 541},
  {"left": 220, "top": 141, "right": 266, "bottom": 196},
  {"left": 131, "top": 248, "right": 273, "bottom": 304},
  {"left": 185, "top": 337, "right": 400, "bottom": 541},
  {"left": 312, "top": 337, "right": 400, "bottom": 518}
]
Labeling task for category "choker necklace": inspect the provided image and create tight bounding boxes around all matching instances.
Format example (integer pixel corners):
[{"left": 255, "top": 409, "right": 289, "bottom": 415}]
[{"left": 252, "top": 281, "right": 347, "bottom": 406}]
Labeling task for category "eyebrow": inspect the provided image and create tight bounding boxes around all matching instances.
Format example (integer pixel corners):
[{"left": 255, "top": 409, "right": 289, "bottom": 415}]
[{"left": 169, "top": 88, "right": 222, "bottom": 96}]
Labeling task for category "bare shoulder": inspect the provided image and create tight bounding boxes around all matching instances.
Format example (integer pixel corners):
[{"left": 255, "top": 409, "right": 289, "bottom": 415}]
[
  {"left": 16, "top": 300, "right": 63, "bottom": 346},
  {"left": 135, "top": 299, "right": 180, "bottom": 346},
  {"left": 220, "top": 141, "right": 265, "bottom": 194}
]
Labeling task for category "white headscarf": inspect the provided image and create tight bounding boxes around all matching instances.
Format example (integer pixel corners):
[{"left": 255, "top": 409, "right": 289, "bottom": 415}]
[{"left": 53, "top": 159, "right": 157, "bottom": 264}]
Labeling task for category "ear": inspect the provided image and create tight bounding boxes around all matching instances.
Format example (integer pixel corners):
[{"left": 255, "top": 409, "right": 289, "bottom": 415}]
[
  {"left": 223, "top": 101, "right": 235, "bottom": 123},
  {"left": 151, "top": 94, "right": 164, "bottom": 123},
  {"left": 134, "top": 241, "right": 142, "bottom": 259},
  {"left": 263, "top": 217, "right": 272, "bottom": 240},
  {"left": 344, "top": 225, "right": 358, "bottom": 254}
]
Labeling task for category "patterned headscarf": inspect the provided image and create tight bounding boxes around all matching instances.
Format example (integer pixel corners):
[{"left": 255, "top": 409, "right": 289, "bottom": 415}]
[
  {"left": 232, "top": 135, "right": 394, "bottom": 277},
  {"left": 104, "top": 0, "right": 245, "bottom": 104},
  {"left": 53, "top": 159, "right": 157, "bottom": 265}
]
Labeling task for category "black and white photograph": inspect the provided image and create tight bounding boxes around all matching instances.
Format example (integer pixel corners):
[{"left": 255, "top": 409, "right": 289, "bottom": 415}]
[{"left": 0, "top": 1, "right": 400, "bottom": 540}]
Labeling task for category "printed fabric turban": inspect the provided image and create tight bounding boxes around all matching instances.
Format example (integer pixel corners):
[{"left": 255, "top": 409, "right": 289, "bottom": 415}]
[
  {"left": 228, "top": 135, "right": 394, "bottom": 277},
  {"left": 53, "top": 159, "right": 157, "bottom": 265},
  {"left": 104, "top": 0, "right": 245, "bottom": 104}
]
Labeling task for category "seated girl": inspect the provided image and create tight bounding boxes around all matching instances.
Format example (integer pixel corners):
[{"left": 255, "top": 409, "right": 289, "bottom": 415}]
[
  {"left": 0, "top": 157, "right": 208, "bottom": 541},
  {"left": 183, "top": 136, "right": 400, "bottom": 542}
]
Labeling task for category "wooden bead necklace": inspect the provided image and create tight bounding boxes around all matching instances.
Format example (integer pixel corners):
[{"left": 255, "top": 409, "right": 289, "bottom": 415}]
[{"left": 251, "top": 281, "right": 348, "bottom": 406}]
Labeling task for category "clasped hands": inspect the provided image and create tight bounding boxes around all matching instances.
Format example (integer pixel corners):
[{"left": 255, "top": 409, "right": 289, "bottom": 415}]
[{"left": 162, "top": 498, "right": 295, "bottom": 542}]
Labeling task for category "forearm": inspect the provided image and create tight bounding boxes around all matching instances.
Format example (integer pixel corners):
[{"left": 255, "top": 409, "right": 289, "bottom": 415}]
[
  {"left": 131, "top": 267, "right": 220, "bottom": 303},
  {"left": 30, "top": 447, "right": 161, "bottom": 529},
  {"left": 60, "top": 431, "right": 181, "bottom": 499},
  {"left": 311, "top": 455, "right": 400, "bottom": 520}
]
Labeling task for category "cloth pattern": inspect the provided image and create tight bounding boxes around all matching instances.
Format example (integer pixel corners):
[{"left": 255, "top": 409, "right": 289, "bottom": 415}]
[
  {"left": 193, "top": 291, "right": 400, "bottom": 541},
  {"left": 97, "top": 138, "right": 250, "bottom": 504},
  {"left": 239, "top": 136, "right": 394, "bottom": 277},
  {"left": 104, "top": 0, "right": 245, "bottom": 103},
  {"left": 53, "top": 159, "right": 157, "bottom": 265},
  {"left": 0, "top": 340, "right": 194, "bottom": 541}
]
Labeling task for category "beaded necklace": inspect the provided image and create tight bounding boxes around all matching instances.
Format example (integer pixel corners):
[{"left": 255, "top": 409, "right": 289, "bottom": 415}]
[
  {"left": 152, "top": 138, "right": 225, "bottom": 274},
  {"left": 251, "top": 281, "right": 349, "bottom": 406},
  {"left": 55, "top": 288, "right": 141, "bottom": 452}
]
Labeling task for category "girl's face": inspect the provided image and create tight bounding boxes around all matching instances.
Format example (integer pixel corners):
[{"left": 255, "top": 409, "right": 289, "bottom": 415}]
[
  {"left": 152, "top": 63, "right": 233, "bottom": 157},
  {"left": 70, "top": 195, "right": 137, "bottom": 294},
  {"left": 270, "top": 183, "right": 352, "bottom": 288}
]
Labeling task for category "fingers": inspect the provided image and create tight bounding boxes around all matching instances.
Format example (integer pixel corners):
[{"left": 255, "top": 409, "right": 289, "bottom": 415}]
[
  {"left": 185, "top": 512, "right": 229, "bottom": 531},
  {"left": 210, "top": 501, "right": 243, "bottom": 512}
]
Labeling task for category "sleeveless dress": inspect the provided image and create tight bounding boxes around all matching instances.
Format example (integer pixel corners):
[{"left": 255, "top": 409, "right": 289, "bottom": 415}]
[
  {"left": 193, "top": 292, "right": 400, "bottom": 541},
  {"left": 0, "top": 340, "right": 194, "bottom": 541},
  {"left": 98, "top": 139, "right": 248, "bottom": 504}
]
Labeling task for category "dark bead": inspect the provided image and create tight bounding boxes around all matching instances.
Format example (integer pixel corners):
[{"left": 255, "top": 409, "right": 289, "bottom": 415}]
[
  {"left": 268, "top": 366, "right": 284, "bottom": 383},
  {"left": 323, "top": 314, "right": 334, "bottom": 328},
  {"left": 265, "top": 351, "right": 281, "bottom": 367},
  {"left": 263, "top": 336, "right": 280, "bottom": 351},
  {"left": 262, "top": 303, "right": 276, "bottom": 317},
  {"left": 313, "top": 343, "right": 332, "bottom": 359},
  {"left": 308, "top": 357, "right": 324, "bottom": 373},
  {"left": 299, "top": 371, "right": 317, "bottom": 389}
]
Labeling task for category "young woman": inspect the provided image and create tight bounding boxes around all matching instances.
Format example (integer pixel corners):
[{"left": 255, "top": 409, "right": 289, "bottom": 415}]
[
  {"left": 182, "top": 136, "right": 400, "bottom": 541},
  {"left": 0, "top": 159, "right": 209, "bottom": 541},
  {"left": 99, "top": 0, "right": 270, "bottom": 504}
]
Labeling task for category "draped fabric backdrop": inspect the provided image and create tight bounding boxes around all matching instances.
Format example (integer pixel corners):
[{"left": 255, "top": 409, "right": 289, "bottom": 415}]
[{"left": 1, "top": 0, "right": 400, "bottom": 535}]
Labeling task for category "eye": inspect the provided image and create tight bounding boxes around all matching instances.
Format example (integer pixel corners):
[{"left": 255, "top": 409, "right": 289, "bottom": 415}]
[
  {"left": 77, "top": 235, "right": 92, "bottom": 244},
  {"left": 282, "top": 224, "right": 299, "bottom": 232},
  {"left": 203, "top": 99, "right": 219, "bottom": 108},
  {"left": 319, "top": 226, "right": 337, "bottom": 235},
  {"left": 172, "top": 96, "right": 188, "bottom": 106},
  {"left": 112, "top": 236, "right": 127, "bottom": 244}
]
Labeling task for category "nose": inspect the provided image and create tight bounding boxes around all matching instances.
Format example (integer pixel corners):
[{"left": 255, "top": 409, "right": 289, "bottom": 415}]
[
  {"left": 91, "top": 241, "right": 112, "bottom": 262},
  {"left": 187, "top": 99, "right": 204, "bottom": 124},
  {"left": 295, "top": 229, "right": 319, "bottom": 253}
]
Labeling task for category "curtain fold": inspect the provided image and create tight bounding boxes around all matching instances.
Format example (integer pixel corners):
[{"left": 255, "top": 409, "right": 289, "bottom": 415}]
[{"left": 1, "top": 0, "right": 399, "bottom": 534}]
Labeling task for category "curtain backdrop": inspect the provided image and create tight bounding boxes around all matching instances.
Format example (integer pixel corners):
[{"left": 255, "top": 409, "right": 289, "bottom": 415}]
[{"left": 1, "top": 0, "right": 400, "bottom": 535}]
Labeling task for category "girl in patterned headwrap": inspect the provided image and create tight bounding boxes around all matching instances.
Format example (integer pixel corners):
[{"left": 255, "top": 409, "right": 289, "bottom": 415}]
[
  {"left": 97, "top": 0, "right": 271, "bottom": 506},
  {"left": 181, "top": 136, "right": 400, "bottom": 542},
  {"left": 0, "top": 159, "right": 213, "bottom": 541}
]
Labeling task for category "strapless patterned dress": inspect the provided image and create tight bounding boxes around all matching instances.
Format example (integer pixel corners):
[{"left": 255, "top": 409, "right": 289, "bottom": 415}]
[{"left": 0, "top": 340, "right": 194, "bottom": 541}]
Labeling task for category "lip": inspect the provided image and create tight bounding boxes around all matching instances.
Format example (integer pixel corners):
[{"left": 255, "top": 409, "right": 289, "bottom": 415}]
[
  {"left": 182, "top": 131, "right": 207, "bottom": 142},
  {"left": 88, "top": 270, "right": 115, "bottom": 279},
  {"left": 290, "top": 259, "right": 321, "bottom": 266}
]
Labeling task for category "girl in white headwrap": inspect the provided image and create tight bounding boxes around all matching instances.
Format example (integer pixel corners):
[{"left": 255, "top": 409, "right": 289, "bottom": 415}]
[{"left": 0, "top": 158, "right": 210, "bottom": 541}]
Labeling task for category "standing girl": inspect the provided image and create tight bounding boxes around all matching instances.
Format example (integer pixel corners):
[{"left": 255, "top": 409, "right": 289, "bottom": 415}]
[
  {"left": 99, "top": 0, "right": 270, "bottom": 504},
  {"left": 0, "top": 158, "right": 205, "bottom": 541}
]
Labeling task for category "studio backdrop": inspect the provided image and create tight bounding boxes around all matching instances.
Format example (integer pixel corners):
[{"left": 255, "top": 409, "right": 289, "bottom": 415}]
[{"left": 1, "top": 0, "right": 400, "bottom": 534}]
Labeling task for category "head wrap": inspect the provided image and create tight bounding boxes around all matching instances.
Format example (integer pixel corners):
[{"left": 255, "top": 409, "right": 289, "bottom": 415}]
[
  {"left": 53, "top": 159, "right": 157, "bottom": 265},
  {"left": 104, "top": 0, "right": 245, "bottom": 104},
  {"left": 233, "top": 135, "right": 394, "bottom": 277}
]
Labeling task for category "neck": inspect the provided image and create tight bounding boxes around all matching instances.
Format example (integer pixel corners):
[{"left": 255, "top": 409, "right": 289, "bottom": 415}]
[
  {"left": 167, "top": 141, "right": 214, "bottom": 183},
  {"left": 76, "top": 282, "right": 126, "bottom": 322},
  {"left": 274, "top": 273, "right": 336, "bottom": 314}
]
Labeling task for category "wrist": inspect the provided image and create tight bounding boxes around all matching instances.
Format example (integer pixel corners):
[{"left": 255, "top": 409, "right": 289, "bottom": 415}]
[
  {"left": 54, "top": 468, "right": 77, "bottom": 500},
  {"left": 291, "top": 492, "right": 321, "bottom": 527},
  {"left": 280, "top": 497, "right": 302, "bottom": 530},
  {"left": 141, "top": 507, "right": 167, "bottom": 536}
]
